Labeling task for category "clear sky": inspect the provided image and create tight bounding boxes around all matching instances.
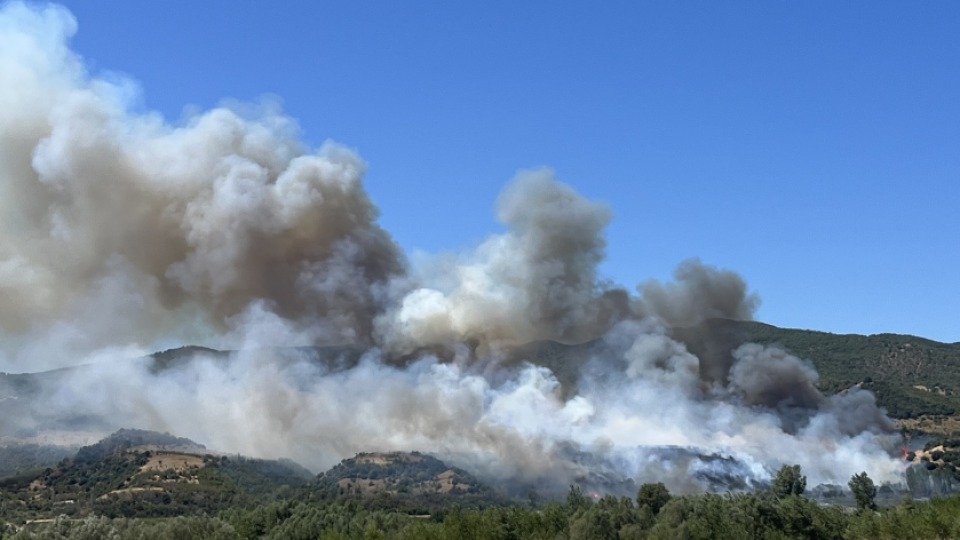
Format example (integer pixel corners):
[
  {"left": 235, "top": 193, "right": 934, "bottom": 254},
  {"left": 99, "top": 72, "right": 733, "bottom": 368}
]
[{"left": 44, "top": 1, "right": 960, "bottom": 342}]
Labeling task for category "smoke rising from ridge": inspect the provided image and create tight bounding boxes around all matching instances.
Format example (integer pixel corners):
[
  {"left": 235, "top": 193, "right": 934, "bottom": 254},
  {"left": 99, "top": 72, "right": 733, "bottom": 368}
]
[
  {"left": 0, "top": 2, "right": 903, "bottom": 495},
  {"left": 637, "top": 259, "right": 760, "bottom": 329},
  {"left": 374, "top": 168, "right": 634, "bottom": 354}
]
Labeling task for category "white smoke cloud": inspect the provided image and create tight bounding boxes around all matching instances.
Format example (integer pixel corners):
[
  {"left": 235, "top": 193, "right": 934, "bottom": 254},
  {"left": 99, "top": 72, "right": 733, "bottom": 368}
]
[
  {"left": 0, "top": 2, "right": 403, "bottom": 369},
  {"left": 0, "top": 1, "right": 904, "bottom": 496},
  {"left": 24, "top": 328, "right": 901, "bottom": 495}
]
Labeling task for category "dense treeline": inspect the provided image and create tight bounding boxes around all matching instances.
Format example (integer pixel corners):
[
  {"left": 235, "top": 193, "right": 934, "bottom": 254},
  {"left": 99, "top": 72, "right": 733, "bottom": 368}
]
[{"left": 8, "top": 485, "right": 960, "bottom": 540}]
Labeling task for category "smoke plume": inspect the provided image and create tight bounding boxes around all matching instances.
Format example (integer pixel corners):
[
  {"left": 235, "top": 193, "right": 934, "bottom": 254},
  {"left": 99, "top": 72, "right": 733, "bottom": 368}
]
[
  {"left": 374, "top": 168, "right": 633, "bottom": 355},
  {"left": 0, "top": 2, "right": 903, "bottom": 496},
  {"left": 0, "top": 2, "right": 404, "bottom": 365}
]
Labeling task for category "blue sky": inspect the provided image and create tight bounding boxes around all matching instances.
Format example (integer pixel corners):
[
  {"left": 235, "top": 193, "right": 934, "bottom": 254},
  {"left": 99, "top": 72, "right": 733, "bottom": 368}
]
[{"left": 50, "top": 1, "right": 959, "bottom": 342}]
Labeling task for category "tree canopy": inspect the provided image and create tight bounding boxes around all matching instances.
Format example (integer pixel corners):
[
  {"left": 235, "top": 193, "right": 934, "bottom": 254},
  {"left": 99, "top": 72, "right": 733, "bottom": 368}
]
[
  {"left": 849, "top": 471, "right": 878, "bottom": 511},
  {"left": 772, "top": 464, "right": 807, "bottom": 498}
]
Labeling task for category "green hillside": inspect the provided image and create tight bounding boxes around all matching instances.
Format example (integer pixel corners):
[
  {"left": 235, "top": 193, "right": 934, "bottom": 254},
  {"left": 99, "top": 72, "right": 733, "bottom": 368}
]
[
  {"left": 10, "top": 430, "right": 960, "bottom": 539},
  {"left": 0, "top": 430, "right": 315, "bottom": 524},
  {"left": 312, "top": 451, "right": 507, "bottom": 514},
  {"left": 0, "top": 430, "right": 508, "bottom": 526},
  {"left": 718, "top": 319, "right": 960, "bottom": 421}
]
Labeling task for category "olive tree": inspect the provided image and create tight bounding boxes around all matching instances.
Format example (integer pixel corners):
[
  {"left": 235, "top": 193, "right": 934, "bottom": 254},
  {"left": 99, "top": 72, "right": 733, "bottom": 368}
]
[
  {"left": 771, "top": 464, "right": 806, "bottom": 498},
  {"left": 848, "top": 471, "right": 877, "bottom": 511}
]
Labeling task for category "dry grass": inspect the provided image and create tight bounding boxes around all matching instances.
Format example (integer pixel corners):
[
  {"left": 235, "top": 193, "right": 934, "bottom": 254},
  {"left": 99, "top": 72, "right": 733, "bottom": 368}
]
[
  {"left": 910, "top": 445, "right": 945, "bottom": 464},
  {"left": 98, "top": 487, "right": 164, "bottom": 500},
  {"left": 898, "top": 415, "right": 960, "bottom": 436},
  {"left": 139, "top": 452, "right": 204, "bottom": 473},
  {"left": 354, "top": 452, "right": 424, "bottom": 465},
  {"left": 436, "top": 469, "right": 459, "bottom": 493}
]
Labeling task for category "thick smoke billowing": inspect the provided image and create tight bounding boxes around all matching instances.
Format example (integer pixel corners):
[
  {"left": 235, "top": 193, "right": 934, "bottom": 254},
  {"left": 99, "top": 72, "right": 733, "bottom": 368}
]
[
  {"left": 637, "top": 259, "right": 760, "bottom": 329},
  {"left": 1, "top": 2, "right": 403, "bottom": 363},
  {"left": 375, "top": 168, "right": 633, "bottom": 355},
  {"left": 0, "top": 2, "right": 903, "bottom": 496}
]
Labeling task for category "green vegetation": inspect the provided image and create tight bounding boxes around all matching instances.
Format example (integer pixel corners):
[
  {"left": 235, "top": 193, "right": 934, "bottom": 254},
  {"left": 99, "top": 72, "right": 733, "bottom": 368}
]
[
  {"left": 11, "top": 484, "right": 960, "bottom": 540},
  {"left": 0, "top": 431, "right": 514, "bottom": 530},
  {"left": 312, "top": 452, "right": 509, "bottom": 514},
  {"left": 849, "top": 472, "right": 878, "bottom": 512},
  {"left": 681, "top": 319, "right": 960, "bottom": 422},
  {"left": 0, "top": 430, "right": 326, "bottom": 526},
  {"left": 8, "top": 438, "right": 960, "bottom": 539},
  {"left": 636, "top": 482, "right": 671, "bottom": 515},
  {"left": 771, "top": 465, "right": 806, "bottom": 498}
]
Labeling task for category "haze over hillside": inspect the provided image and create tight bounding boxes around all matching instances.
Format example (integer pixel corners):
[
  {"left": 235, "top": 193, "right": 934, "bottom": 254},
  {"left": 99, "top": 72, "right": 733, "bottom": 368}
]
[{"left": 3, "top": 317, "right": 934, "bottom": 497}]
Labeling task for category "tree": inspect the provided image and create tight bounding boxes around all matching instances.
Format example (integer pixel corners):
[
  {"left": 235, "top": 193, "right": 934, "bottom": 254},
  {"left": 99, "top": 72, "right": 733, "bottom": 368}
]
[
  {"left": 636, "top": 482, "right": 672, "bottom": 515},
  {"left": 569, "top": 505, "right": 616, "bottom": 540},
  {"left": 771, "top": 464, "right": 807, "bottom": 498},
  {"left": 848, "top": 471, "right": 877, "bottom": 511},
  {"left": 566, "top": 485, "right": 592, "bottom": 513}
]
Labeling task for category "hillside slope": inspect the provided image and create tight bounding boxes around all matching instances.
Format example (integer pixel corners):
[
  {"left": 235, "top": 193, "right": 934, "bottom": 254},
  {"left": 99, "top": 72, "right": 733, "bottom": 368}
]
[
  {"left": 0, "top": 431, "right": 510, "bottom": 523},
  {"left": 0, "top": 429, "right": 314, "bottom": 523},
  {"left": 312, "top": 451, "right": 508, "bottom": 513},
  {"left": 714, "top": 319, "right": 960, "bottom": 420}
]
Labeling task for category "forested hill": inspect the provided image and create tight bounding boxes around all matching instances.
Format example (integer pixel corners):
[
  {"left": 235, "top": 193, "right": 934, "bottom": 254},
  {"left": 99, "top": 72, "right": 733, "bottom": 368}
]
[
  {"left": 0, "top": 430, "right": 508, "bottom": 524},
  {"left": 690, "top": 318, "right": 960, "bottom": 421}
]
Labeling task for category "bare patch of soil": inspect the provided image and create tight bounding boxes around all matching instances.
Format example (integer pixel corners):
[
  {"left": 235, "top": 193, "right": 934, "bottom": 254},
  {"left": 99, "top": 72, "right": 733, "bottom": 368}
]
[{"left": 139, "top": 452, "right": 204, "bottom": 473}]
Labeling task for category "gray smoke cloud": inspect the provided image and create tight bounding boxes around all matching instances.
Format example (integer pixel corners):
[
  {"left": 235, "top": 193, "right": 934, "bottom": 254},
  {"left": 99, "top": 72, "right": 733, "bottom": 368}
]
[
  {"left": 729, "top": 343, "right": 824, "bottom": 411},
  {"left": 637, "top": 258, "right": 760, "bottom": 329},
  {"left": 0, "top": 2, "right": 904, "bottom": 496},
  {"left": 374, "top": 168, "right": 632, "bottom": 355}
]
